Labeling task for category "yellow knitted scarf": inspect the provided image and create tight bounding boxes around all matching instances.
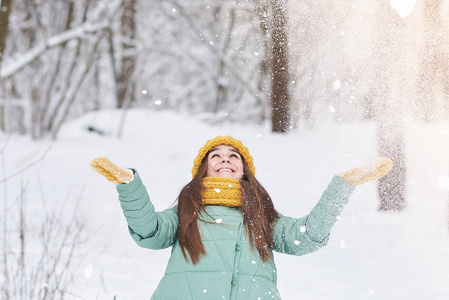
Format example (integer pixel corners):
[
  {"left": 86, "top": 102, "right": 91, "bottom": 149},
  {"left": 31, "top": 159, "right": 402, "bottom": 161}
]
[{"left": 202, "top": 177, "right": 242, "bottom": 207}]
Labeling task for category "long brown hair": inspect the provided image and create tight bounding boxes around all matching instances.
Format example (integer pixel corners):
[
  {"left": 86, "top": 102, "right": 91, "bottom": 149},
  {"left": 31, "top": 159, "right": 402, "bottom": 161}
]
[
  {"left": 240, "top": 161, "right": 280, "bottom": 261},
  {"left": 177, "top": 151, "right": 280, "bottom": 265}
]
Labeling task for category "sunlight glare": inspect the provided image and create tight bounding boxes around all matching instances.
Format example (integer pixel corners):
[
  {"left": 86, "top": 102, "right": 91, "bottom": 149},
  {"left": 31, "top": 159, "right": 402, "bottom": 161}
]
[
  {"left": 390, "top": 0, "right": 416, "bottom": 18},
  {"left": 438, "top": 176, "right": 449, "bottom": 191}
]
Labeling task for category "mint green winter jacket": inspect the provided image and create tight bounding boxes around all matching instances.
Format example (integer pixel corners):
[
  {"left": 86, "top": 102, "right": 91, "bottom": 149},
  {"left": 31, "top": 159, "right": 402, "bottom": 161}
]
[{"left": 116, "top": 171, "right": 355, "bottom": 300}]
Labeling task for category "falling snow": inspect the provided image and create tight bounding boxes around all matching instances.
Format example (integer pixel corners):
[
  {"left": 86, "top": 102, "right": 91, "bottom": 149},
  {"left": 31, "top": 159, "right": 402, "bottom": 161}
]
[
  {"left": 333, "top": 80, "right": 341, "bottom": 90},
  {"left": 1, "top": 0, "right": 449, "bottom": 298},
  {"left": 84, "top": 264, "right": 94, "bottom": 279},
  {"left": 437, "top": 176, "right": 449, "bottom": 191},
  {"left": 3, "top": 109, "right": 449, "bottom": 300}
]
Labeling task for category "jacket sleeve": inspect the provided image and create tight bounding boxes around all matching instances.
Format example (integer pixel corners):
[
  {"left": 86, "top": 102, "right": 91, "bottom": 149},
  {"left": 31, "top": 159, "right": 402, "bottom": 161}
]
[
  {"left": 115, "top": 170, "right": 179, "bottom": 250},
  {"left": 272, "top": 175, "right": 355, "bottom": 256}
]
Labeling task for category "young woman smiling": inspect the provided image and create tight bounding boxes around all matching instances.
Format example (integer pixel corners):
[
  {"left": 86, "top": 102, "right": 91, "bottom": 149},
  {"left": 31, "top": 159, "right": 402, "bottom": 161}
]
[{"left": 91, "top": 135, "right": 392, "bottom": 300}]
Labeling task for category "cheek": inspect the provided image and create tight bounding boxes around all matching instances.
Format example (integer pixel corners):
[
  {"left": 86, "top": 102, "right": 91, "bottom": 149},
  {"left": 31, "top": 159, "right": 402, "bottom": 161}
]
[
  {"left": 236, "top": 161, "right": 244, "bottom": 172},
  {"left": 206, "top": 161, "right": 216, "bottom": 174}
]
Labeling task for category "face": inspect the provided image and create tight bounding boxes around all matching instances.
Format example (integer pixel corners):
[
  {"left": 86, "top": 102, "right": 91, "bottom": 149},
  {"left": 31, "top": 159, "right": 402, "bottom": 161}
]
[{"left": 206, "top": 145, "right": 244, "bottom": 180}]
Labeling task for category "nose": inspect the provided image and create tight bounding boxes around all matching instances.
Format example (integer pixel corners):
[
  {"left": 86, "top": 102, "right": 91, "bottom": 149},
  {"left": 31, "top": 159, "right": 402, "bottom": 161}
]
[{"left": 222, "top": 157, "right": 230, "bottom": 163}]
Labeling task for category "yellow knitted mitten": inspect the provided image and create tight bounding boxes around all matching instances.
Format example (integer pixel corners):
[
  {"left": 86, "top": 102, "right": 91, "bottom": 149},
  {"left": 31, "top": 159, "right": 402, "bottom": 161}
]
[
  {"left": 339, "top": 157, "right": 392, "bottom": 186},
  {"left": 90, "top": 157, "right": 134, "bottom": 185}
]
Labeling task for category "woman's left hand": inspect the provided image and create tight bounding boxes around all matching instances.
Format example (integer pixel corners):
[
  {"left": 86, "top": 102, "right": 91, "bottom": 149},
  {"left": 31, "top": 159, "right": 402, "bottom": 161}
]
[{"left": 339, "top": 157, "right": 393, "bottom": 186}]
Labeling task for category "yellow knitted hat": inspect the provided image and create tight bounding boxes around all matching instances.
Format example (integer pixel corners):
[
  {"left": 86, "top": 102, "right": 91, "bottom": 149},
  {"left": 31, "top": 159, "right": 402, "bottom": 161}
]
[{"left": 192, "top": 136, "right": 255, "bottom": 178}]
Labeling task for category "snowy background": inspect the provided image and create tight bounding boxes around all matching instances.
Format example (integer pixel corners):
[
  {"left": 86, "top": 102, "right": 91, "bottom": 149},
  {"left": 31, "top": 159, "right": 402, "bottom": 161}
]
[
  {"left": 1, "top": 0, "right": 449, "bottom": 299},
  {"left": 2, "top": 109, "right": 449, "bottom": 300}
]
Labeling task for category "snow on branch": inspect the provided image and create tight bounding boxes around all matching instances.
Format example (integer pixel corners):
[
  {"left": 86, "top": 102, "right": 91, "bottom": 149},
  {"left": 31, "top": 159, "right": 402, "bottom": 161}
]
[
  {"left": 0, "top": 0, "right": 123, "bottom": 80},
  {"left": 167, "top": 0, "right": 261, "bottom": 99},
  {"left": 0, "top": 22, "right": 109, "bottom": 80}
]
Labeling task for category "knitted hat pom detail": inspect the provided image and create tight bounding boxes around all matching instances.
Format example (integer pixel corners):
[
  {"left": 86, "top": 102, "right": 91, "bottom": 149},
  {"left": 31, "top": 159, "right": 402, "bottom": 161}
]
[{"left": 191, "top": 136, "right": 255, "bottom": 178}]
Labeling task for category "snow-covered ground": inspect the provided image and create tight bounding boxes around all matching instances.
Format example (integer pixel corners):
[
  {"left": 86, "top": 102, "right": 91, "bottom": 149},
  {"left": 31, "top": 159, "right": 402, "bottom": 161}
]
[{"left": 2, "top": 109, "right": 449, "bottom": 299}]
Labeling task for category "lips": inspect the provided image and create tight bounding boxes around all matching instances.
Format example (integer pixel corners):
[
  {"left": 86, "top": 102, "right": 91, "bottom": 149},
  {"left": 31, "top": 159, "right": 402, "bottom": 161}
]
[{"left": 218, "top": 168, "right": 234, "bottom": 173}]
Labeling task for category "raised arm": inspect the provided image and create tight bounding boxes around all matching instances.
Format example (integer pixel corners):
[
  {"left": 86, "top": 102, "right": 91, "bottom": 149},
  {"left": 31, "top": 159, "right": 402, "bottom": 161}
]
[
  {"left": 272, "top": 157, "right": 392, "bottom": 256},
  {"left": 91, "top": 157, "right": 178, "bottom": 249},
  {"left": 272, "top": 175, "right": 354, "bottom": 256}
]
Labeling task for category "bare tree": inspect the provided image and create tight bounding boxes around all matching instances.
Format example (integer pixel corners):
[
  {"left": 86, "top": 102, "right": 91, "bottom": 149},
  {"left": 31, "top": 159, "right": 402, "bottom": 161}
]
[
  {"left": 372, "top": 0, "right": 407, "bottom": 211},
  {"left": 270, "top": 0, "right": 291, "bottom": 132},
  {"left": 0, "top": 0, "right": 13, "bottom": 66},
  {"left": 1, "top": 180, "right": 87, "bottom": 300},
  {"left": 0, "top": 0, "right": 123, "bottom": 139},
  {"left": 115, "top": 0, "right": 137, "bottom": 108},
  {"left": 2, "top": 0, "right": 278, "bottom": 136},
  {"left": 0, "top": 0, "right": 14, "bottom": 131},
  {"left": 134, "top": 0, "right": 267, "bottom": 122}
]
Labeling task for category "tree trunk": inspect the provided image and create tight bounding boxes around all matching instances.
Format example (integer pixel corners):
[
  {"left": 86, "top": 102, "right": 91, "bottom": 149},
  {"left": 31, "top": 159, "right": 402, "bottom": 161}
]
[
  {"left": 415, "top": 0, "right": 449, "bottom": 121},
  {"left": 0, "top": 0, "right": 13, "bottom": 132},
  {"left": 377, "top": 117, "right": 406, "bottom": 210},
  {"left": 254, "top": 1, "right": 271, "bottom": 123},
  {"left": 270, "top": 0, "right": 290, "bottom": 133},
  {"left": 0, "top": 0, "right": 13, "bottom": 66},
  {"left": 214, "top": 7, "right": 235, "bottom": 113},
  {"left": 116, "top": 0, "right": 137, "bottom": 108},
  {"left": 373, "top": 0, "right": 407, "bottom": 211}
]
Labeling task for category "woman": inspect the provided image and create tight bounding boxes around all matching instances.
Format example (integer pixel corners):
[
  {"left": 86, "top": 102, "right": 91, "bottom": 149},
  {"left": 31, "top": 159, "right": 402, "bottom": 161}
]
[{"left": 91, "top": 135, "right": 392, "bottom": 300}]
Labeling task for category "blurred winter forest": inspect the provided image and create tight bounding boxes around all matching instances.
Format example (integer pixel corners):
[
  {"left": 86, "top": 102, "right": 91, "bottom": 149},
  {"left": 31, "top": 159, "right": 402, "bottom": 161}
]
[
  {"left": 1, "top": 0, "right": 449, "bottom": 205},
  {"left": 1, "top": 0, "right": 449, "bottom": 299}
]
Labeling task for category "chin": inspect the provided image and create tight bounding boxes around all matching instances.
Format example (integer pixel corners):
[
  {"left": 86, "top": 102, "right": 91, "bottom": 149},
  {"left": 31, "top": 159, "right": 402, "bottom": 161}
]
[
  {"left": 218, "top": 173, "right": 233, "bottom": 178},
  {"left": 222, "top": 174, "right": 244, "bottom": 180},
  {"left": 214, "top": 173, "right": 234, "bottom": 179}
]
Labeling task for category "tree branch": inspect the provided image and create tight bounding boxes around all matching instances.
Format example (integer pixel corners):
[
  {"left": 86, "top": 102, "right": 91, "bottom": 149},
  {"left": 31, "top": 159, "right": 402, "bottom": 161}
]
[
  {"left": 0, "top": 146, "right": 52, "bottom": 184},
  {"left": 0, "top": 22, "right": 109, "bottom": 80}
]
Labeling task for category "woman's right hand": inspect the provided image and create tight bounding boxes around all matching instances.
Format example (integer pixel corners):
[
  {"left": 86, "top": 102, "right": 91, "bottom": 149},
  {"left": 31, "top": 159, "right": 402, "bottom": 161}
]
[{"left": 90, "top": 157, "right": 134, "bottom": 185}]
